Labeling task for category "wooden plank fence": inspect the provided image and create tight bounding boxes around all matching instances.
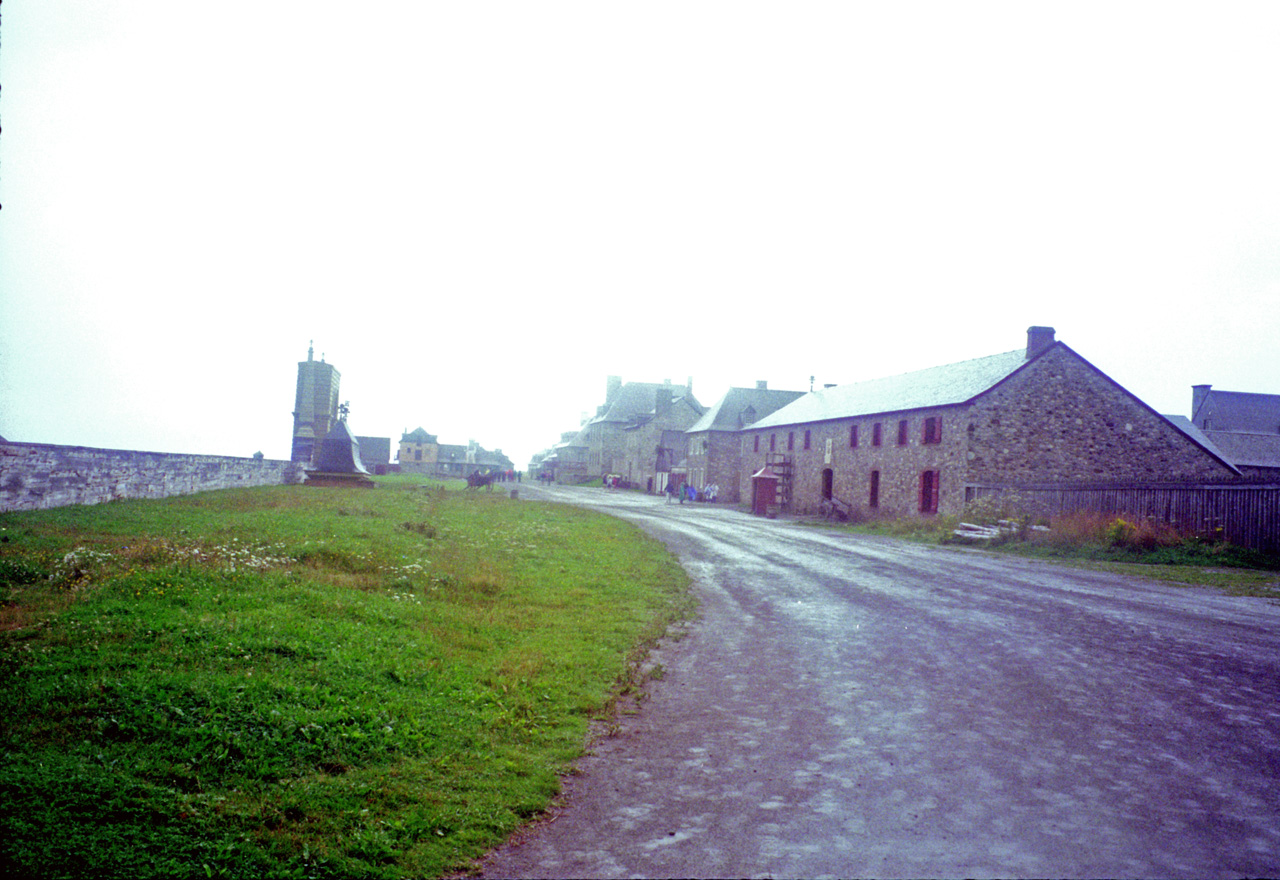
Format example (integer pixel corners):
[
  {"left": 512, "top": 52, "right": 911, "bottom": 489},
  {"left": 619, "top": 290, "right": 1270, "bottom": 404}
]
[{"left": 966, "top": 482, "right": 1280, "bottom": 554}]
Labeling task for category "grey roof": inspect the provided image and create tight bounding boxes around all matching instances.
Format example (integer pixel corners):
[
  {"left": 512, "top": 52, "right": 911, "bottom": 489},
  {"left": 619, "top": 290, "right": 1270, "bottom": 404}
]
[
  {"left": 1203, "top": 430, "right": 1280, "bottom": 468},
  {"left": 355, "top": 436, "right": 391, "bottom": 466},
  {"left": 751, "top": 349, "right": 1030, "bottom": 429},
  {"left": 687, "top": 386, "right": 807, "bottom": 433},
  {"left": 1193, "top": 389, "right": 1280, "bottom": 433},
  {"left": 1168, "top": 415, "right": 1278, "bottom": 470},
  {"left": 401, "top": 427, "right": 437, "bottom": 443},
  {"left": 1164, "top": 415, "right": 1221, "bottom": 453},
  {"left": 592, "top": 382, "right": 703, "bottom": 424}
]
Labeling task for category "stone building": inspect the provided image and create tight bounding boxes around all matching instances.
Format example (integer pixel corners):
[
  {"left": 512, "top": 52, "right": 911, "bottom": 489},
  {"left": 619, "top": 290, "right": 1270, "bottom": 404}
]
[
  {"left": 435, "top": 441, "right": 514, "bottom": 478},
  {"left": 355, "top": 436, "right": 392, "bottom": 475},
  {"left": 397, "top": 427, "right": 439, "bottom": 472},
  {"left": 291, "top": 343, "right": 340, "bottom": 466},
  {"left": 397, "top": 428, "right": 513, "bottom": 478},
  {"left": 741, "top": 327, "right": 1238, "bottom": 517},
  {"left": 1174, "top": 385, "right": 1280, "bottom": 480},
  {"left": 685, "top": 382, "right": 806, "bottom": 502},
  {"left": 570, "top": 377, "right": 704, "bottom": 487},
  {"left": 532, "top": 430, "right": 589, "bottom": 483}
]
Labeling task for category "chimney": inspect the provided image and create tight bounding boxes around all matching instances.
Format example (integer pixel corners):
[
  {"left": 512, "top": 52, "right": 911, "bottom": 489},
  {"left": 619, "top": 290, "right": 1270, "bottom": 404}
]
[
  {"left": 756, "top": 380, "right": 768, "bottom": 390},
  {"left": 606, "top": 375, "right": 622, "bottom": 404},
  {"left": 1026, "top": 326, "right": 1056, "bottom": 360},
  {"left": 655, "top": 387, "right": 672, "bottom": 416},
  {"left": 1192, "top": 384, "right": 1212, "bottom": 420}
]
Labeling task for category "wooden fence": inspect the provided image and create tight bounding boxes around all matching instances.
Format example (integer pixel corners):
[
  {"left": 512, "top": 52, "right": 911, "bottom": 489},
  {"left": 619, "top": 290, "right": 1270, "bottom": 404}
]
[{"left": 966, "top": 482, "right": 1280, "bottom": 554}]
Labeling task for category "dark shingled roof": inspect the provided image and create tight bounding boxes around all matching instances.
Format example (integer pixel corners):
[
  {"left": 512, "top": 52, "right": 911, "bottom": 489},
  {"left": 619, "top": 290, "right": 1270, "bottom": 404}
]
[
  {"left": 592, "top": 382, "right": 702, "bottom": 424},
  {"left": 751, "top": 349, "right": 1030, "bottom": 429},
  {"left": 1193, "top": 389, "right": 1280, "bottom": 433},
  {"left": 1202, "top": 431, "right": 1280, "bottom": 469},
  {"left": 401, "top": 427, "right": 437, "bottom": 443},
  {"left": 687, "top": 386, "right": 807, "bottom": 433}
]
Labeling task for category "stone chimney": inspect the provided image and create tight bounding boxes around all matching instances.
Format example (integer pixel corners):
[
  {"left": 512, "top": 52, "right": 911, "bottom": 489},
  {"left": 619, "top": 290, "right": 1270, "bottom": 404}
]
[
  {"left": 655, "top": 387, "right": 672, "bottom": 416},
  {"left": 606, "top": 375, "right": 622, "bottom": 405},
  {"left": 1026, "top": 326, "right": 1056, "bottom": 360},
  {"left": 1192, "top": 384, "right": 1212, "bottom": 420},
  {"left": 756, "top": 380, "right": 768, "bottom": 390}
]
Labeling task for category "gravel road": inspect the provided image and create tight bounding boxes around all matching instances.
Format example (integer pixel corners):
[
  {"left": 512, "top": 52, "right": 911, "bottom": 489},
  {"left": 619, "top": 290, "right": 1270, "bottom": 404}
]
[{"left": 479, "top": 485, "right": 1280, "bottom": 879}]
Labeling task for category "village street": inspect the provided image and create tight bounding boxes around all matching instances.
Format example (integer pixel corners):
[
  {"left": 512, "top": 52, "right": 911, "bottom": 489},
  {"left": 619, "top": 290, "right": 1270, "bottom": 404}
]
[{"left": 480, "top": 484, "right": 1280, "bottom": 879}]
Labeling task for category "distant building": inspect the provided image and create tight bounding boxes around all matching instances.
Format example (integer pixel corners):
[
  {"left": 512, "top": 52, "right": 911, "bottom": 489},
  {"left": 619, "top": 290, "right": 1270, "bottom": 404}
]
[
  {"left": 685, "top": 381, "right": 806, "bottom": 502},
  {"left": 397, "top": 427, "right": 439, "bottom": 472},
  {"left": 356, "top": 436, "right": 392, "bottom": 475},
  {"left": 1169, "top": 385, "right": 1280, "bottom": 480},
  {"left": 291, "top": 343, "right": 340, "bottom": 466},
  {"left": 397, "top": 428, "right": 512, "bottom": 477}
]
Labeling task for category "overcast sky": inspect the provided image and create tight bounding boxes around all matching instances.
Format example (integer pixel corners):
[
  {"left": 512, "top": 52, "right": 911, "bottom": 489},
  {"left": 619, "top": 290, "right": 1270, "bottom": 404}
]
[{"left": 3, "top": 3, "right": 1278, "bottom": 468}]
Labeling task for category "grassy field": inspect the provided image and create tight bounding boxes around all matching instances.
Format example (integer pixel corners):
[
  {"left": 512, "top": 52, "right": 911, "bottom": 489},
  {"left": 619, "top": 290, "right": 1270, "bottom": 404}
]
[{"left": 0, "top": 476, "right": 695, "bottom": 878}]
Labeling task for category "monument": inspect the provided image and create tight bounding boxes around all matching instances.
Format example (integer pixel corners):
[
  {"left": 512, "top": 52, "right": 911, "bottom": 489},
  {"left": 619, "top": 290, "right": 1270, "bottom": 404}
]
[{"left": 306, "top": 403, "right": 375, "bottom": 488}]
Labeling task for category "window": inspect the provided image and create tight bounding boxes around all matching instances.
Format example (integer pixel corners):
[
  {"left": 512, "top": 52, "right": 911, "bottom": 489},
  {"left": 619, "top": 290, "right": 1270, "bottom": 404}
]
[
  {"left": 919, "top": 469, "right": 940, "bottom": 514},
  {"left": 849, "top": 424, "right": 859, "bottom": 448},
  {"left": 414, "top": 449, "right": 422, "bottom": 461},
  {"left": 803, "top": 430, "right": 811, "bottom": 450},
  {"left": 869, "top": 470, "right": 880, "bottom": 508},
  {"left": 872, "top": 423, "right": 882, "bottom": 446},
  {"left": 754, "top": 435, "right": 760, "bottom": 453},
  {"left": 897, "top": 420, "right": 909, "bottom": 446},
  {"left": 923, "top": 417, "right": 942, "bottom": 445},
  {"left": 787, "top": 432, "right": 795, "bottom": 451},
  {"left": 770, "top": 434, "right": 777, "bottom": 452}
]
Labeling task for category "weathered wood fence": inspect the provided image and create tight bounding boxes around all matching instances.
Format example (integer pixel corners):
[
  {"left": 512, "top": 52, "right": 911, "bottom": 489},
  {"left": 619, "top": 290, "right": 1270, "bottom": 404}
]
[{"left": 966, "top": 482, "right": 1280, "bottom": 554}]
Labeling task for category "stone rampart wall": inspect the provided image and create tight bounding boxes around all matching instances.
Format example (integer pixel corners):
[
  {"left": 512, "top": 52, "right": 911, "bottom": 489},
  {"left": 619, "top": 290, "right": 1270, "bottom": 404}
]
[{"left": 0, "top": 442, "right": 307, "bottom": 513}]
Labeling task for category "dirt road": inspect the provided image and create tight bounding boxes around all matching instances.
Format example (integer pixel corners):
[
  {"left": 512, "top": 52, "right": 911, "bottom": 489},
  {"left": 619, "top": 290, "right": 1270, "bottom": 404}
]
[{"left": 480, "top": 485, "right": 1280, "bottom": 878}]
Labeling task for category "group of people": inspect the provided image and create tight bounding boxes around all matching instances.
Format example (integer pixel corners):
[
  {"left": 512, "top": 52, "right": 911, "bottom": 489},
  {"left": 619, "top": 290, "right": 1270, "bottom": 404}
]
[{"left": 664, "top": 481, "right": 719, "bottom": 504}]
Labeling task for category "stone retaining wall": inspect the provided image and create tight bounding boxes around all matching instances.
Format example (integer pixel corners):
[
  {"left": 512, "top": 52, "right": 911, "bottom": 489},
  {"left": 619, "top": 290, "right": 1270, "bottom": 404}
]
[{"left": 0, "top": 442, "right": 308, "bottom": 513}]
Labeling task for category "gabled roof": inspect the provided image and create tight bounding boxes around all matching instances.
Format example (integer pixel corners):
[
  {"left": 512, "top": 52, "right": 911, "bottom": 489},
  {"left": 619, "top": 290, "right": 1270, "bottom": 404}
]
[
  {"left": 592, "top": 382, "right": 703, "bottom": 424},
  {"left": 401, "top": 427, "right": 437, "bottom": 443},
  {"left": 1193, "top": 389, "right": 1280, "bottom": 433},
  {"left": 751, "top": 349, "right": 1031, "bottom": 429},
  {"left": 355, "top": 436, "right": 391, "bottom": 465},
  {"left": 687, "top": 386, "right": 807, "bottom": 433}
]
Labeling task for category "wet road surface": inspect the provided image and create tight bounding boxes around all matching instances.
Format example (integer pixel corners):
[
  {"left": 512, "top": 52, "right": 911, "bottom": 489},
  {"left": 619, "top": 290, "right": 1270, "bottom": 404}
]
[{"left": 480, "top": 485, "right": 1280, "bottom": 879}]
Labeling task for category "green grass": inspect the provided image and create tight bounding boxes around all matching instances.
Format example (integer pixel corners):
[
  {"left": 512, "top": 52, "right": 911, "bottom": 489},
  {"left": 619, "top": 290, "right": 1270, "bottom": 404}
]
[{"left": 0, "top": 476, "right": 694, "bottom": 878}]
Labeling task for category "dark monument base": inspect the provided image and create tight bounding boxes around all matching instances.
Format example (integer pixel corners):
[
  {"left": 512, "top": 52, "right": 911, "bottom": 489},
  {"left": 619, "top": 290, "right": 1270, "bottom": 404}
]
[{"left": 305, "top": 471, "right": 375, "bottom": 488}]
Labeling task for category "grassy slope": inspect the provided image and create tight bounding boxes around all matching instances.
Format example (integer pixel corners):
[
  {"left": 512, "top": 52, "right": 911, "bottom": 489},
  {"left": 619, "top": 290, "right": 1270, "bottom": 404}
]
[{"left": 0, "top": 477, "right": 694, "bottom": 878}]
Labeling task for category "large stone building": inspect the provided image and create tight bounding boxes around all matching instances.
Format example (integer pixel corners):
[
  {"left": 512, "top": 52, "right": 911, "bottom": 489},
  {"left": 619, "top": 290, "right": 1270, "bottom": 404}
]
[
  {"left": 575, "top": 377, "right": 704, "bottom": 489},
  {"left": 291, "top": 343, "right": 340, "bottom": 466},
  {"left": 741, "top": 327, "right": 1238, "bottom": 517},
  {"left": 533, "top": 377, "right": 705, "bottom": 488},
  {"left": 684, "top": 382, "right": 806, "bottom": 502}
]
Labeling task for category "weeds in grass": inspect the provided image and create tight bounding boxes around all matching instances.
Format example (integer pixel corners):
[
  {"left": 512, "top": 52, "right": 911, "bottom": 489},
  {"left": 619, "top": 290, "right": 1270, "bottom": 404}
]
[{"left": 825, "top": 501, "right": 1278, "bottom": 587}]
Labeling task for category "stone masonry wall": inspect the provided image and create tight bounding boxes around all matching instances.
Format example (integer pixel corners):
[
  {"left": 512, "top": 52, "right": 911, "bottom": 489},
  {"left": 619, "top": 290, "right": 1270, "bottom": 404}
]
[
  {"left": 687, "top": 431, "right": 744, "bottom": 500},
  {"left": 739, "top": 410, "right": 967, "bottom": 516},
  {"left": 965, "top": 347, "right": 1236, "bottom": 485},
  {"left": 735, "top": 346, "right": 1235, "bottom": 518},
  {"left": 0, "top": 442, "right": 308, "bottom": 513}
]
